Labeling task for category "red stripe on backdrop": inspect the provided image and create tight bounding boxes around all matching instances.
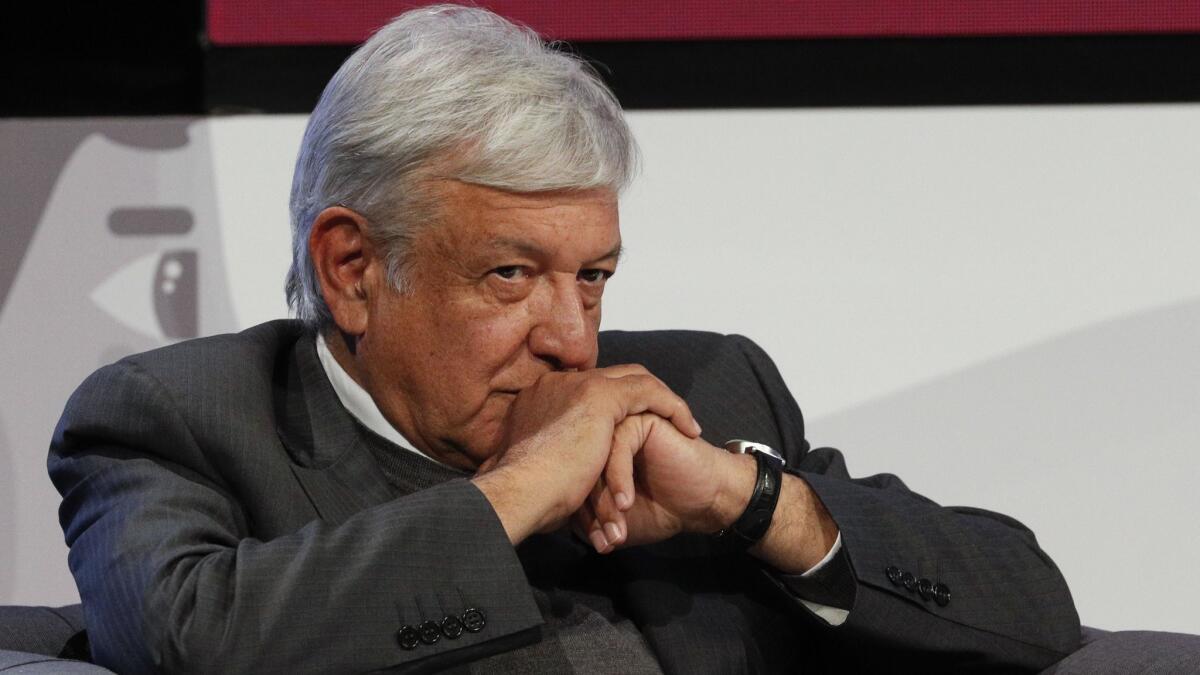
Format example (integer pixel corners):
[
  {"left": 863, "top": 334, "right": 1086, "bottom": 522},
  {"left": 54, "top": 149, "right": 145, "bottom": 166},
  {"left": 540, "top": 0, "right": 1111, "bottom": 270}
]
[{"left": 207, "top": 1, "right": 1200, "bottom": 46}]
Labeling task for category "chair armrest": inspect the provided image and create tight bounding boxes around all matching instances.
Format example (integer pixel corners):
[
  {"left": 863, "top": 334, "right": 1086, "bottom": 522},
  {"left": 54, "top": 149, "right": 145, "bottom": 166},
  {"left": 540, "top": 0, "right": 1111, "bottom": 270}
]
[
  {"left": 1040, "top": 630, "right": 1200, "bottom": 674},
  {"left": 0, "top": 650, "right": 114, "bottom": 673},
  {"left": 0, "top": 605, "right": 84, "bottom": 656}
]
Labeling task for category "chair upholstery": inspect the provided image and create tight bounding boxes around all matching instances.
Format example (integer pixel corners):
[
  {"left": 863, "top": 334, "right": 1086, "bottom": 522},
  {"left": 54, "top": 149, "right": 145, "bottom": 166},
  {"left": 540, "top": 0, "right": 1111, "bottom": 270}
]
[
  {"left": 0, "top": 652, "right": 113, "bottom": 673},
  {"left": 1040, "top": 627, "right": 1200, "bottom": 675},
  {"left": 0, "top": 605, "right": 84, "bottom": 656},
  {"left": 0, "top": 605, "right": 113, "bottom": 673},
  {"left": 2, "top": 603, "right": 1198, "bottom": 672}
]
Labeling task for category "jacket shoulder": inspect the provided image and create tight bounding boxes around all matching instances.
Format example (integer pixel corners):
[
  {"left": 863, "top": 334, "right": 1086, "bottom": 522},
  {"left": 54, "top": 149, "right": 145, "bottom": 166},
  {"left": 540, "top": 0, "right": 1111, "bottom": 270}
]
[
  {"left": 56, "top": 320, "right": 305, "bottom": 448},
  {"left": 599, "top": 329, "right": 726, "bottom": 366},
  {"left": 119, "top": 319, "right": 305, "bottom": 381},
  {"left": 598, "top": 329, "right": 777, "bottom": 372}
]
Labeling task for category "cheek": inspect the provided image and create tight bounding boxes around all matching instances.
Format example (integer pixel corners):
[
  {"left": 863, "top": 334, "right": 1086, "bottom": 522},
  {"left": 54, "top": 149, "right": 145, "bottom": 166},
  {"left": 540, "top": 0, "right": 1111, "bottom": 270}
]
[
  {"left": 456, "top": 309, "right": 531, "bottom": 364},
  {"left": 426, "top": 309, "right": 531, "bottom": 421}
]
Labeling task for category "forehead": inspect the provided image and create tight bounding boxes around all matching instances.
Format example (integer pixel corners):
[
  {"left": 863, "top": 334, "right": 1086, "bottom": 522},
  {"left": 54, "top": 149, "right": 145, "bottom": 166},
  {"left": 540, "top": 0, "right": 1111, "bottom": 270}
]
[{"left": 421, "top": 180, "right": 620, "bottom": 256}]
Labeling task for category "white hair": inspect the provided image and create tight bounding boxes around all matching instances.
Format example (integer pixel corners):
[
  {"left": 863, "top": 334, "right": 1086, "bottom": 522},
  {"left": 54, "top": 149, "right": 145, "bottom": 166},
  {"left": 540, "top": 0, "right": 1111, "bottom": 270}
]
[{"left": 286, "top": 4, "right": 638, "bottom": 329}]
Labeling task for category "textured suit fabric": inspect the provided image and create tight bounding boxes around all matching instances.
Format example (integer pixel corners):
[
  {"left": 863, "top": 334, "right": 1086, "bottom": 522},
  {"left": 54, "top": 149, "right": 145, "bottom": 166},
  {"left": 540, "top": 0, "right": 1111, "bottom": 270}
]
[{"left": 49, "top": 320, "right": 1081, "bottom": 673}]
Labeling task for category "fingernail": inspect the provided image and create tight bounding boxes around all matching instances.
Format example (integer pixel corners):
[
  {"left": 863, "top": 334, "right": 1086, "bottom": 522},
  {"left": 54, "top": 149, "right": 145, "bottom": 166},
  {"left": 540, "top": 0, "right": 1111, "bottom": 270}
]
[
  {"left": 605, "top": 521, "right": 622, "bottom": 544},
  {"left": 615, "top": 492, "right": 631, "bottom": 510},
  {"left": 589, "top": 529, "right": 608, "bottom": 552}
]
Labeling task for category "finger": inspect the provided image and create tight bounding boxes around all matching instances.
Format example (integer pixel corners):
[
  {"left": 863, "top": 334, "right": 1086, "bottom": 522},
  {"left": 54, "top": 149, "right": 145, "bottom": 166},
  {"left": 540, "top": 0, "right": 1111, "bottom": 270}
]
[
  {"left": 610, "top": 373, "right": 702, "bottom": 438},
  {"left": 595, "top": 363, "right": 652, "bottom": 379},
  {"left": 571, "top": 503, "right": 595, "bottom": 544},
  {"left": 589, "top": 478, "right": 626, "bottom": 552},
  {"left": 607, "top": 416, "right": 646, "bottom": 511},
  {"left": 574, "top": 499, "right": 608, "bottom": 553}
]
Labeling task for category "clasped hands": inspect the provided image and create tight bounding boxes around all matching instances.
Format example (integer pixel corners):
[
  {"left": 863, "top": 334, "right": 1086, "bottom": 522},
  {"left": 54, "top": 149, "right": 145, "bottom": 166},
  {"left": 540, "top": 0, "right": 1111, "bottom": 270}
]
[{"left": 472, "top": 364, "right": 756, "bottom": 554}]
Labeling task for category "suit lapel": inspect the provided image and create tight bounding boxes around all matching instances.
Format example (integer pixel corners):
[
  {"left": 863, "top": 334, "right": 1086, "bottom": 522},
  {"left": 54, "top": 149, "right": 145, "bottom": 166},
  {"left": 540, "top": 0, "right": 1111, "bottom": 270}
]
[{"left": 274, "top": 333, "right": 395, "bottom": 525}]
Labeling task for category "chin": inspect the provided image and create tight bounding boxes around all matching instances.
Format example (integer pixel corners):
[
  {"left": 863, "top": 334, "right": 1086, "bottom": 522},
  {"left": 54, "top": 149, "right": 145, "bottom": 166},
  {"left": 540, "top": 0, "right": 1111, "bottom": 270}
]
[
  {"left": 449, "top": 393, "right": 516, "bottom": 464},
  {"left": 455, "top": 420, "right": 508, "bottom": 466},
  {"left": 474, "top": 424, "right": 509, "bottom": 460}
]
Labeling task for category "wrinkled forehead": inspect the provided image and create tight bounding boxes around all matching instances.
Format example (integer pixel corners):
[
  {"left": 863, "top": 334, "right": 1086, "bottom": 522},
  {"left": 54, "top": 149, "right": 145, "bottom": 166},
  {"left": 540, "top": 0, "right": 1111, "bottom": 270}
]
[{"left": 417, "top": 180, "right": 621, "bottom": 258}]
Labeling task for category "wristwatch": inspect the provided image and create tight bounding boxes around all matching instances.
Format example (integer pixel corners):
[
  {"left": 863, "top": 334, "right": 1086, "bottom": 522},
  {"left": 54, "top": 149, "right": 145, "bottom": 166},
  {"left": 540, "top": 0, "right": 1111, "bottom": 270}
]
[
  {"left": 724, "top": 439, "right": 786, "bottom": 465},
  {"left": 714, "top": 439, "right": 785, "bottom": 551}
]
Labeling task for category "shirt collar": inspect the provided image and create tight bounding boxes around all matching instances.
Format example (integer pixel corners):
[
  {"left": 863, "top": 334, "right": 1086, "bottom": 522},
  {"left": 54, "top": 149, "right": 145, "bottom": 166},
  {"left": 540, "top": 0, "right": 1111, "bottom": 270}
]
[{"left": 315, "top": 332, "right": 450, "bottom": 468}]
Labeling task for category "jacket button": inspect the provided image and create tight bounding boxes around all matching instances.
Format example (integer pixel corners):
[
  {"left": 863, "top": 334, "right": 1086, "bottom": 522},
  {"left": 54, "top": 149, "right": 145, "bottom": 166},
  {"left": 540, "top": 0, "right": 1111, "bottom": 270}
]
[
  {"left": 441, "top": 615, "right": 465, "bottom": 639},
  {"left": 900, "top": 571, "right": 917, "bottom": 592},
  {"left": 934, "top": 583, "right": 951, "bottom": 607},
  {"left": 917, "top": 578, "right": 934, "bottom": 601},
  {"left": 396, "top": 625, "right": 420, "bottom": 650},
  {"left": 462, "top": 607, "right": 487, "bottom": 633},
  {"left": 885, "top": 566, "right": 902, "bottom": 585},
  {"left": 418, "top": 620, "right": 441, "bottom": 645}
]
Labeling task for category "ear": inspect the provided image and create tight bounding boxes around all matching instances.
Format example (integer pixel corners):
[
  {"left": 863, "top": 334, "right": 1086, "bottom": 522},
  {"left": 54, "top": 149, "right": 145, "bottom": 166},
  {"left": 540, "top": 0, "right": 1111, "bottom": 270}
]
[{"left": 308, "top": 206, "right": 376, "bottom": 336}]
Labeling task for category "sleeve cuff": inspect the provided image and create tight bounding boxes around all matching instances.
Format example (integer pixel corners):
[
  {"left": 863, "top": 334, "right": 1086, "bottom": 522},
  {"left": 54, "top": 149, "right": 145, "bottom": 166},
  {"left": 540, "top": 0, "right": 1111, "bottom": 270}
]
[
  {"left": 801, "top": 532, "right": 842, "bottom": 577},
  {"left": 768, "top": 532, "right": 856, "bottom": 626}
]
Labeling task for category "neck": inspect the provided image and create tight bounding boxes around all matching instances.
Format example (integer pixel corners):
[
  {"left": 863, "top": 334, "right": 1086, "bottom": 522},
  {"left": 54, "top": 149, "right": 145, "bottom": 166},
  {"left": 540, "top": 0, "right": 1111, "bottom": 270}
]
[{"left": 321, "top": 328, "right": 481, "bottom": 472}]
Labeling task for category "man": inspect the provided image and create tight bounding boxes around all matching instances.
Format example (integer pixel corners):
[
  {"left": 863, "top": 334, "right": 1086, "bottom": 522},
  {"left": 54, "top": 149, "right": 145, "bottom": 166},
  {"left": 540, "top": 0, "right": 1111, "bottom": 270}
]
[{"left": 50, "top": 5, "right": 1081, "bottom": 673}]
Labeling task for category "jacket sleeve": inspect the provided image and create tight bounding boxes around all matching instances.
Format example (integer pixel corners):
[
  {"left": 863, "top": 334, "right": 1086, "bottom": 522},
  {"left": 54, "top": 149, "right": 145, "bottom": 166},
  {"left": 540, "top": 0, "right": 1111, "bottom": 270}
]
[
  {"left": 730, "top": 334, "right": 1082, "bottom": 673},
  {"left": 48, "top": 359, "right": 543, "bottom": 675}
]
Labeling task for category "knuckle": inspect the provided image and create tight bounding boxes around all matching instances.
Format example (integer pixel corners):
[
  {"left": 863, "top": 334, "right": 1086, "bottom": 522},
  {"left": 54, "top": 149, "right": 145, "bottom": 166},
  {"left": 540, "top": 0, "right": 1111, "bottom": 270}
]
[
  {"left": 630, "top": 373, "right": 656, "bottom": 390},
  {"left": 580, "top": 374, "right": 605, "bottom": 395}
]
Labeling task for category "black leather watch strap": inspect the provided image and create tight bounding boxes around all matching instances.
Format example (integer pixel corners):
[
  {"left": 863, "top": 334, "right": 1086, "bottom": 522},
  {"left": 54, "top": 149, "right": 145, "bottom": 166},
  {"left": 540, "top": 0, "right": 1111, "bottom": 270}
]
[{"left": 715, "top": 450, "right": 783, "bottom": 551}]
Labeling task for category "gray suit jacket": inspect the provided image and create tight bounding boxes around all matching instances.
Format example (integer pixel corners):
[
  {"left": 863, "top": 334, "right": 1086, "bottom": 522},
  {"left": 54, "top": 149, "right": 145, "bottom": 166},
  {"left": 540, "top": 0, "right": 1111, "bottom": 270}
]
[{"left": 50, "top": 320, "right": 1080, "bottom": 673}]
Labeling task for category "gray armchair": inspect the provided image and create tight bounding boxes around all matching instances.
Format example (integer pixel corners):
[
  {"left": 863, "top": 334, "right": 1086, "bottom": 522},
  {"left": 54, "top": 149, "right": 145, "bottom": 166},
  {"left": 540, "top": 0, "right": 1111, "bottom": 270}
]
[
  {"left": 0, "top": 605, "right": 108, "bottom": 673},
  {"left": 1044, "top": 626, "right": 1200, "bottom": 674},
  {"left": 2, "top": 604, "right": 1198, "bottom": 673}
]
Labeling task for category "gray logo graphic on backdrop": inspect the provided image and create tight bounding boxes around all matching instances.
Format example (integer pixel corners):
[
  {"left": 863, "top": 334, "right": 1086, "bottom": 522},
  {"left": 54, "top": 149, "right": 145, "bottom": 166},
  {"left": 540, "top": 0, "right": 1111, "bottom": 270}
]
[
  {"left": 0, "top": 119, "right": 238, "bottom": 603},
  {"left": 100, "top": 208, "right": 197, "bottom": 339}
]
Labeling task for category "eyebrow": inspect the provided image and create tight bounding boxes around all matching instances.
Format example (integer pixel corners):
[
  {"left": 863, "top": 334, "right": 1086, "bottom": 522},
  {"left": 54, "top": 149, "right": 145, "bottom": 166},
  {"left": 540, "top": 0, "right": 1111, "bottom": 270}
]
[{"left": 488, "top": 238, "right": 623, "bottom": 264}]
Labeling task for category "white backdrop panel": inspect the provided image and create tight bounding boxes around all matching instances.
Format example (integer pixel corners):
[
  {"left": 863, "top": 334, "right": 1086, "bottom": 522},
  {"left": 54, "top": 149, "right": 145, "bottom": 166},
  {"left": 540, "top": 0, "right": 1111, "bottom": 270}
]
[{"left": 1, "top": 106, "right": 1196, "bottom": 633}]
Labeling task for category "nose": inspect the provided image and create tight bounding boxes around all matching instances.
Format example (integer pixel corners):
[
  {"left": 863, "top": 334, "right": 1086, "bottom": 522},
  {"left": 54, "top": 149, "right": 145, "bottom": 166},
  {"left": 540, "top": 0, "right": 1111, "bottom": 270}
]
[{"left": 528, "top": 275, "right": 596, "bottom": 371}]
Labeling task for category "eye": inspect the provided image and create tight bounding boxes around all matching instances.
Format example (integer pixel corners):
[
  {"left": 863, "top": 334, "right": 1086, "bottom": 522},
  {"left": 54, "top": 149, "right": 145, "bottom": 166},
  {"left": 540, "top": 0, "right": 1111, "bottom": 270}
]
[
  {"left": 490, "top": 265, "right": 527, "bottom": 281},
  {"left": 578, "top": 268, "right": 614, "bottom": 284}
]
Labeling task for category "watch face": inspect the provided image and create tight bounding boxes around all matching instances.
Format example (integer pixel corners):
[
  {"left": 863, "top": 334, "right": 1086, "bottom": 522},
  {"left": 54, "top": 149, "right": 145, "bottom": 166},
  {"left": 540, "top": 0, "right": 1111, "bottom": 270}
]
[
  {"left": 755, "top": 445, "right": 786, "bottom": 465},
  {"left": 725, "top": 440, "right": 786, "bottom": 466}
]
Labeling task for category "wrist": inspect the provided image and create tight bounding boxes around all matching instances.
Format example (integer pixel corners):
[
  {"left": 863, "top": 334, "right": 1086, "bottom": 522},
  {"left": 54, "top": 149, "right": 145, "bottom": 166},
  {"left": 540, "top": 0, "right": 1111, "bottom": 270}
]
[
  {"left": 751, "top": 473, "right": 841, "bottom": 573},
  {"left": 705, "top": 451, "right": 758, "bottom": 534},
  {"left": 472, "top": 466, "right": 544, "bottom": 545}
]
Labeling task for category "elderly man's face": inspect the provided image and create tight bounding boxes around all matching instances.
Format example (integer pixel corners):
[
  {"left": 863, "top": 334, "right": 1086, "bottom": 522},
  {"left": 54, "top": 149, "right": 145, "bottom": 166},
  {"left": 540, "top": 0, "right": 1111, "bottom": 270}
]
[{"left": 355, "top": 181, "right": 621, "bottom": 468}]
